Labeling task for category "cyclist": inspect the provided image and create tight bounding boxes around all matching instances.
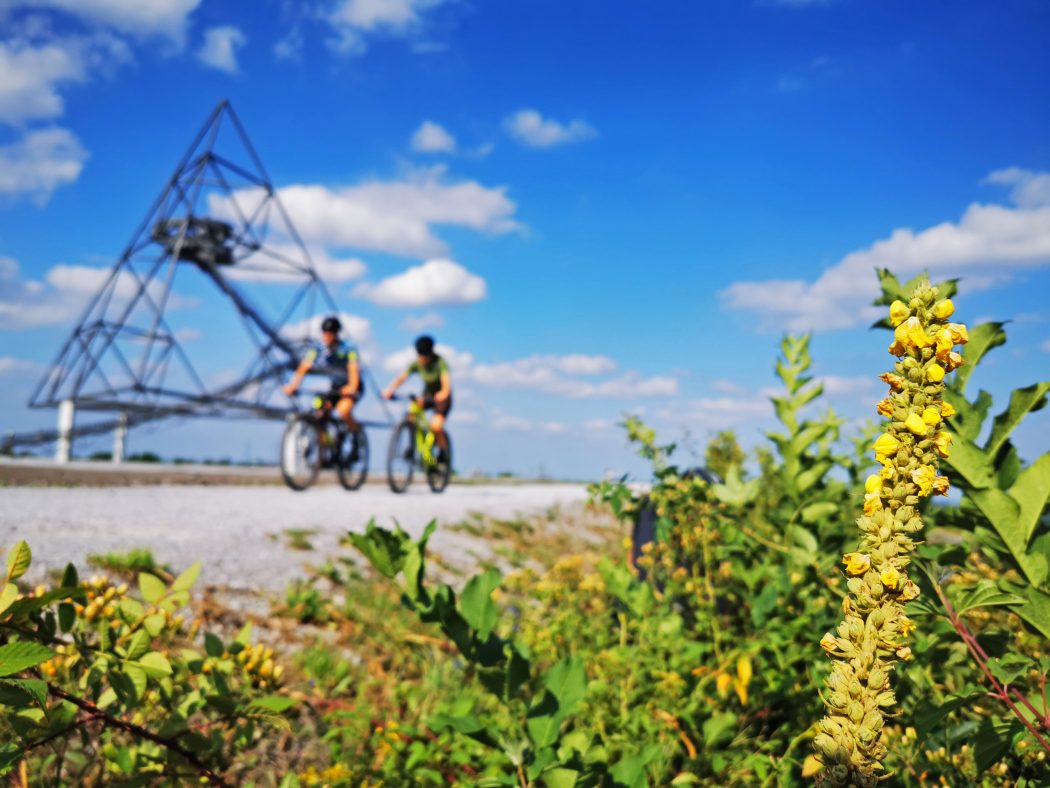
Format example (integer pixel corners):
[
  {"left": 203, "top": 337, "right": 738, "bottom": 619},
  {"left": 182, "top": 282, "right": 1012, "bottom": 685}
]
[
  {"left": 382, "top": 335, "right": 451, "bottom": 459},
  {"left": 283, "top": 316, "right": 362, "bottom": 433}
]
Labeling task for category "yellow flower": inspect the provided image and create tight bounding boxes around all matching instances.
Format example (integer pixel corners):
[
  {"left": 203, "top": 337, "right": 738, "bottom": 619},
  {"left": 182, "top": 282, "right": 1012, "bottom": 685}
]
[
  {"left": 876, "top": 397, "right": 894, "bottom": 417},
  {"left": 801, "top": 754, "right": 824, "bottom": 779},
  {"left": 716, "top": 671, "right": 733, "bottom": 697},
  {"left": 820, "top": 632, "right": 838, "bottom": 653},
  {"left": 881, "top": 566, "right": 901, "bottom": 590},
  {"left": 843, "top": 552, "right": 871, "bottom": 576},
  {"left": 864, "top": 474, "right": 882, "bottom": 494},
  {"left": 904, "top": 412, "right": 927, "bottom": 435},
  {"left": 900, "top": 617, "right": 916, "bottom": 637},
  {"left": 932, "top": 298, "right": 954, "bottom": 319},
  {"left": 897, "top": 646, "right": 913, "bottom": 661},
  {"left": 945, "top": 351, "right": 964, "bottom": 371},
  {"left": 874, "top": 433, "right": 900, "bottom": 462},
  {"left": 921, "top": 406, "right": 942, "bottom": 426},
  {"left": 889, "top": 300, "right": 910, "bottom": 327},
  {"left": 894, "top": 316, "right": 934, "bottom": 350},
  {"left": 911, "top": 465, "right": 936, "bottom": 496},
  {"left": 863, "top": 491, "right": 882, "bottom": 515},
  {"left": 926, "top": 364, "right": 946, "bottom": 383},
  {"left": 880, "top": 461, "right": 895, "bottom": 480},
  {"left": 933, "top": 431, "right": 952, "bottom": 458},
  {"left": 940, "top": 401, "right": 956, "bottom": 418},
  {"left": 900, "top": 581, "right": 921, "bottom": 601},
  {"left": 945, "top": 322, "right": 969, "bottom": 345},
  {"left": 932, "top": 475, "right": 950, "bottom": 496}
]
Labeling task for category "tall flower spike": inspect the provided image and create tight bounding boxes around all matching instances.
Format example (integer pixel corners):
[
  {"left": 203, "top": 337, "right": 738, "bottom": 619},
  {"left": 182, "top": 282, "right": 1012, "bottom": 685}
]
[{"left": 812, "top": 278, "right": 967, "bottom": 786}]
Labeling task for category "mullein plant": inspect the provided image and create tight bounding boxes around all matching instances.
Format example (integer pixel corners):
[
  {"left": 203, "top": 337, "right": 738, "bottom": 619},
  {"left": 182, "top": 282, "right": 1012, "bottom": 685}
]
[{"left": 811, "top": 278, "right": 968, "bottom": 786}]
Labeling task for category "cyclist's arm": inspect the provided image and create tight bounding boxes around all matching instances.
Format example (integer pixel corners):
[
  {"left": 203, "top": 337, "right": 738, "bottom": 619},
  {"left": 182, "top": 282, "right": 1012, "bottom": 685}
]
[
  {"left": 383, "top": 370, "right": 410, "bottom": 399},
  {"left": 344, "top": 355, "right": 360, "bottom": 395},
  {"left": 284, "top": 357, "right": 314, "bottom": 395},
  {"left": 434, "top": 370, "right": 451, "bottom": 402}
]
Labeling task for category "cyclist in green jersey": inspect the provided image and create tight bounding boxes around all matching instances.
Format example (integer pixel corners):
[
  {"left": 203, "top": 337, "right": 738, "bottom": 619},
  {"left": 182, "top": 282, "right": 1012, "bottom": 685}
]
[
  {"left": 382, "top": 335, "right": 452, "bottom": 459},
  {"left": 283, "top": 316, "right": 362, "bottom": 432}
]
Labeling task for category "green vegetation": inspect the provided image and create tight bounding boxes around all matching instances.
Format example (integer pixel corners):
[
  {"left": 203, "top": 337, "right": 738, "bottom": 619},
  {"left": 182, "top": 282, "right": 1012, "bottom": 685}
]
[{"left": 1, "top": 270, "right": 1046, "bottom": 785}]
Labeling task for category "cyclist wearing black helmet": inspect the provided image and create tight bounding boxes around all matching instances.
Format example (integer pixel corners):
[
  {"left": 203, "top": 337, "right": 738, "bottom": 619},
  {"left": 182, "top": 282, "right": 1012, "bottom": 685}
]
[
  {"left": 284, "top": 316, "right": 363, "bottom": 432},
  {"left": 382, "top": 335, "right": 452, "bottom": 458}
]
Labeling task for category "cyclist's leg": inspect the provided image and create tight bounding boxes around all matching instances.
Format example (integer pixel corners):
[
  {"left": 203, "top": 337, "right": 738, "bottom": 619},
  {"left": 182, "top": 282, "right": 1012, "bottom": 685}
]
[
  {"left": 430, "top": 397, "right": 451, "bottom": 452},
  {"left": 335, "top": 395, "right": 359, "bottom": 432}
]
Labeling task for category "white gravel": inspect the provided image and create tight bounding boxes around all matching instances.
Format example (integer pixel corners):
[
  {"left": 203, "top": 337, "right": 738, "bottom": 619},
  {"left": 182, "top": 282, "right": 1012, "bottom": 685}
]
[{"left": 0, "top": 483, "right": 589, "bottom": 591}]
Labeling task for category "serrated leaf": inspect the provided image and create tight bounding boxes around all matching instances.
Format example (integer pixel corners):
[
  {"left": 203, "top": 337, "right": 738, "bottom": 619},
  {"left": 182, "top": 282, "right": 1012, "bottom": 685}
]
[
  {"left": 0, "top": 641, "right": 53, "bottom": 677},
  {"left": 0, "top": 678, "right": 47, "bottom": 710},
  {"left": 170, "top": 562, "right": 201, "bottom": 593},
  {"left": 124, "top": 665, "right": 147, "bottom": 700},
  {"left": 126, "top": 629, "right": 150, "bottom": 661},
  {"left": 987, "top": 654, "right": 1031, "bottom": 687},
  {"left": 5, "top": 541, "right": 31, "bottom": 583},
  {"left": 137, "top": 573, "right": 166, "bottom": 605},
  {"left": 0, "top": 584, "right": 17, "bottom": 617},
  {"left": 951, "top": 580, "right": 1025, "bottom": 616}
]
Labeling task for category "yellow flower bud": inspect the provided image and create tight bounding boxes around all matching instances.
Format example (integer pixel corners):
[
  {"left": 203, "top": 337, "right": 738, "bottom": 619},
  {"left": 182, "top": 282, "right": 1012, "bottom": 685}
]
[
  {"left": 932, "top": 299, "right": 954, "bottom": 319},
  {"left": 933, "top": 431, "right": 952, "bottom": 458},
  {"left": 863, "top": 491, "right": 882, "bottom": 516},
  {"left": 940, "top": 401, "right": 955, "bottom": 418},
  {"left": 896, "top": 646, "right": 913, "bottom": 661},
  {"left": 926, "top": 364, "right": 945, "bottom": 383},
  {"left": 921, "top": 406, "right": 941, "bottom": 426},
  {"left": 880, "top": 567, "right": 901, "bottom": 590},
  {"left": 801, "top": 755, "right": 823, "bottom": 778},
  {"left": 842, "top": 553, "right": 871, "bottom": 576},
  {"left": 888, "top": 300, "right": 910, "bottom": 327},
  {"left": 904, "top": 412, "right": 927, "bottom": 435},
  {"left": 864, "top": 474, "right": 882, "bottom": 494},
  {"left": 873, "top": 433, "right": 900, "bottom": 462}
]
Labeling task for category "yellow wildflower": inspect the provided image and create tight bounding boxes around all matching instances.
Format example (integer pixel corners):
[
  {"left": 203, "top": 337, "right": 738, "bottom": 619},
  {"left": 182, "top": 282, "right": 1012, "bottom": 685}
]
[
  {"left": 716, "top": 672, "right": 732, "bottom": 697},
  {"left": 820, "top": 632, "right": 838, "bottom": 653},
  {"left": 904, "top": 412, "right": 927, "bottom": 435},
  {"left": 894, "top": 316, "right": 933, "bottom": 349},
  {"left": 940, "top": 401, "right": 955, "bottom": 418},
  {"left": 926, "top": 363, "right": 945, "bottom": 383},
  {"left": 921, "top": 406, "right": 942, "bottom": 426},
  {"left": 896, "top": 646, "right": 913, "bottom": 661},
  {"left": 879, "top": 461, "right": 895, "bottom": 480},
  {"left": 874, "top": 433, "right": 900, "bottom": 462},
  {"left": 932, "top": 298, "right": 954, "bottom": 319},
  {"left": 801, "top": 755, "right": 824, "bottom": 779},
  {"left": 863, "top": 491, "right": 882, "bottom": 516},
  {"left": 945, "top": 322, "right": 969, "bottom": 345},
  {"left": 933, "top": 431, "right": 952, "bottom": 458},
  {"left": 900, "top": 581, "right": 921, "bottom": 601},
  {"left": 911, "top": 465, "right": 936, "bottom": 496},
  {"left": 876, "top": 397, "right": 894, "bottom": 417},
  {"left": 843, "top": 552, "right": 871, "bottom": 576},
  {"left": 888, "top": 339, "right": 905, "bottom": 356},
  {"left": 945, "top": 351, "right": 964, "bottom": 371},
  {"left": 881, "top": 566, "right": 901, "bottom": 590},
  {"left": 889, "top": 300, "right": 910, "bottom": 327},
  {"left": 735, "top": 656, "right": 752, "bottom": 706},
  {"left": 900, "top": 617, "right": 916, "bottom": 637},
  {"left": 932, "top": 476, "right": 950, "bottom": 496},
  {"left": 864, "top": 474, "right": 882, "bottom": 494}
]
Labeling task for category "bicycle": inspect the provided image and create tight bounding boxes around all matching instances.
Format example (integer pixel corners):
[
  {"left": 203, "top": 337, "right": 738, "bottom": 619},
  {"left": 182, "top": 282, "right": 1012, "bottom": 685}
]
[
  {"left": 280, "top": 391, "right": 369, "bottom": 492},
  {"left": 386, "top": 394, "right": 452, "bottom": 494}
]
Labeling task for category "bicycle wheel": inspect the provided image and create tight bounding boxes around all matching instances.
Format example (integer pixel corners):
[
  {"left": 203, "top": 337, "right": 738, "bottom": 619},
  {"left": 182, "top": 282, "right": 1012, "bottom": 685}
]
[
  {"left": 426, "top": 433, "right": 452, "bottom": 493},
  {"left": 338, "top": 427, "right": 369, "bottom": 491},
  {"left": 280, "top": 417, "right": 321, "bottom": 491},
  {"left": 387, "top": 421, "right": 415, "bottom": 493}
]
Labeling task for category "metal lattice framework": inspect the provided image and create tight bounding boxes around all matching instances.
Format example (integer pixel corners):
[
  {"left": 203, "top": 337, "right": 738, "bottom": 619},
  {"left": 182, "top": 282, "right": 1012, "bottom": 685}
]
[{"left": 26, "top": 99, "right": 371, "bottom": 437}]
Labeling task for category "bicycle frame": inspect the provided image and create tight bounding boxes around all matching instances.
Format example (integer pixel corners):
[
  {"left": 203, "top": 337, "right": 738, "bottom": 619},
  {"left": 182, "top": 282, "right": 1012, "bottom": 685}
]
[{"left": 407, "top": 399, "right": 438, "bottom": 468}]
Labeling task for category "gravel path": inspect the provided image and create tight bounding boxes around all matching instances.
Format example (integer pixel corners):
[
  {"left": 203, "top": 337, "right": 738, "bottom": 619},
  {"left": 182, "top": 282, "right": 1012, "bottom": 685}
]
[{"left": 0, "top": 483, "right": 589, "bottom": 591}]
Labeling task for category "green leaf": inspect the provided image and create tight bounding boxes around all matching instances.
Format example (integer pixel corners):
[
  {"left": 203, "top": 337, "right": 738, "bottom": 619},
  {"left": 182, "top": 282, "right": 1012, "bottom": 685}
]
[
  {"left": 0, "top": 583, "right": 17, "bottom": 617},
  {"left": 953, "top": 321, "right": 1007, "bottom": 393},
  {"left": 544, "top": 655, "right": 587, "bottom": 712},
  {"left": 951, "top": 580, "right": 1026, "bottom": 616},
  {"left": 702, "top": 712, "right": 737, "bottom": 749},
  {"left": 973, "top": 718, "right": 1022, "bottom": 774},
  {"left": 137, "top": 651, "right": 172, "bottom": 678},
  {"left": 5, "top": 541, "right": 31, "bottom": 583},
  {"left": 1010, "top": 452, "right": 1050, "bottom": 546},
  {"left": 543, "top": 768, "right": 581, "bottom": 788},
  {"left": 125, "top": 629, "right": 150, "bottom": 661},
  {"left": 799, "top": 502, "right": 837, "bottom": 525},
  {"left": 348, "top": 520, "right": 409, "bottom": 578},
  {"left": 459, "top": 569, "right": 501, "bottom": 641},
  {"left": 985, "top": 382, "right": 1050, "bottom": 457},
  {"left": 123, "top": 665, "right": 147, "bottom": 700},
  {"left": 987, "top": 653, "right": 1032, "bottom": 686},
  {"left": 248, "top": 695, "right": 296, "bottom": 714},
  {"left": 711, "top": 465, "right": 760, "bottom": 507},
  {"left": 137, "top": 572, "right": 166, "bottom": 605},
  {"left": 171, "top": 562, "right": 201, "bottom": 593},
  {"left": 204, "top": 632, "right": 224, "bottom": 658},
  {"left": 0, "top": 743, "right": 23, "bottom": 775},
  {"left": 428, "top": 713, "right": 501, "bottom": 750},
  {"left": 1007, "top": 584, "right": 1050, "bottom": 640},
  {"left": 610, "top": 745, "right": 661, "bottom": 788},
  {"left": 0, "top": 641, "right": 53, "bottom": 677}
]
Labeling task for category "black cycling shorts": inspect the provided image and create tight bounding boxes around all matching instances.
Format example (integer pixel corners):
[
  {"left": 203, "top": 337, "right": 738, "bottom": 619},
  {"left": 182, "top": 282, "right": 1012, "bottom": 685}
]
[
  {"left": 423, "top": 394, "right": 452, "bottom": 416},
  {"left": 326, "top": 385, "right": 363, "bottom": 403}
]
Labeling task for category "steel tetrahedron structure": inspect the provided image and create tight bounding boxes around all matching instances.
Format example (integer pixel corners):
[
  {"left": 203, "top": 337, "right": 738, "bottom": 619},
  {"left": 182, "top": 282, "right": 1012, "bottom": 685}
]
[{"left": 28, "top": 100, "right": 349, "bottom": 432}]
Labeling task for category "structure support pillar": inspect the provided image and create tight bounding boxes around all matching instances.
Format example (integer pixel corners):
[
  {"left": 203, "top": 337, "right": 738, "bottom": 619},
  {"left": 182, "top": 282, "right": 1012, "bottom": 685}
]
[
  {"left": 56, "top": 398, "right": 74, "bottom": 463},
  {"left": 112, "top": 413, "right": 128, "bottom": 464}
]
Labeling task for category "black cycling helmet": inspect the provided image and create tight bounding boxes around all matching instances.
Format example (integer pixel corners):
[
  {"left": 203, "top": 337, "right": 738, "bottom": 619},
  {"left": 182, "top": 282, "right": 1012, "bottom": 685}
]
[
  {"left": 414, "top": 335, "right": 435, "bottom": 356},
  {"left": 321, "top": 316, "right": 342, "bottom": 334}
]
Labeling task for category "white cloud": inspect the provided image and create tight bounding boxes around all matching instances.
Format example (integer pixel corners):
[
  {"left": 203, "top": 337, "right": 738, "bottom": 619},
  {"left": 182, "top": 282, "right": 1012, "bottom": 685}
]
[
  {"left": 400, "top": 312, "right": 445, "bottom": 331},
  {"left": 411, "top": 120, "right": 455, "bottom": 153},
  {"left": 656, "top": 396, "right": 774, "bottom": 430},
  {"left": 492, "top": 414, "right": 567, "bottom": 433},
  {"left": 326, "top": 0, "right": 452, "bottom": 55},
  {"left": 721, "top": 170, "right": 1050, "bottom": 332},
  {"left": 583, "top": 418, "right": 612, "bottom": 432},
  {"left": 504, "top": 109, "right": 597, "bottom": 148},
  {"left": 273, "top": 26, "right": 302, "bottom": 61},
  {"left": 816, "top": 375, "right": 875, "bottom": 396},
  {"left": 355, "top": 258, "right": 486, "bottom": 307},
  {"left": 467, "top": 356, "right": 676, "bottom": 399},
  {"left": 212, "top": 165, "right": 519, "bottom": 258},
  {"left": 197, "top": 26, "right": 246, "bottom": 74},
  {"left": 231, "top": 243, "right": 367, "bottom": 283},
  {"left": 0, "top": 127, "right": 88, "bottom": 204},
  {"left": 10, "top": 0, "right": 201, "bottom": 42},
  {"left": 0, "top": 356, "right": 44, "bottom": 376},
  {"left": 0, "top": 38, "right": 85, "bottom": 124}
]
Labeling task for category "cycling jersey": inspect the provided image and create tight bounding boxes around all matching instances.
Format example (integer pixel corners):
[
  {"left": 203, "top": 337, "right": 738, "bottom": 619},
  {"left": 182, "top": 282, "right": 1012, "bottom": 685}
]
[
  {"left": 406, "top": 355, "right": 449, "bottom": 396},
  {"left": 305, "top": 341, "right": 360, "bottom": 391}
]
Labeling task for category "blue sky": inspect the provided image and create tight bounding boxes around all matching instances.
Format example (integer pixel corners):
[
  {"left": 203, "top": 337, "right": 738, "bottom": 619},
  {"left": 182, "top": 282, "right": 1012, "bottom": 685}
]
[{"left": 0, "top": 0, "right": 1048, "bottom": 479}]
